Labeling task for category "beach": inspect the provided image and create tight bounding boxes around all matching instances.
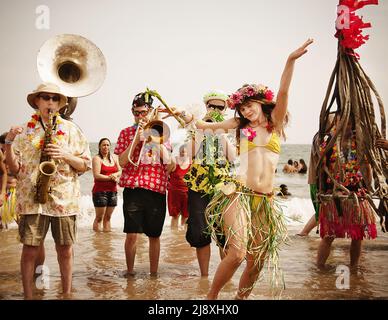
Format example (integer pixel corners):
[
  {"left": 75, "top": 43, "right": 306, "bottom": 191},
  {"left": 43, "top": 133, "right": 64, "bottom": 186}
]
[
  {"left": 1, "top": 144, "right": 388, "bottom": 300},
  {"left": 1, "top": 216, "right": 388, "bottom": 300}
]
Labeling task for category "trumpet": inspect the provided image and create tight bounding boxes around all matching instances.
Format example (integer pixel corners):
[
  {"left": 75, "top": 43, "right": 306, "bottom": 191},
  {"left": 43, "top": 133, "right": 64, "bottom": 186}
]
[
  {"left": 127, "top": 90, "right": 188, "bottom": 167},
  {"left": 128, "top": 106, "right": 170, "bottom": 167}
]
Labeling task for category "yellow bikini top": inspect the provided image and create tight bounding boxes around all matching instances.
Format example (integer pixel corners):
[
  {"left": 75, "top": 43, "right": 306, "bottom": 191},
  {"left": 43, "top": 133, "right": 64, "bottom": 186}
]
[{"left": 240, "top": 132, "right": 281, "bottom": 154}]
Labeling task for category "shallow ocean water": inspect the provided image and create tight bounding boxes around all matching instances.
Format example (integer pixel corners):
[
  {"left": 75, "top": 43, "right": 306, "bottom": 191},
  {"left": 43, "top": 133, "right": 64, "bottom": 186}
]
[{"left": 1, "top": 221, "right": 387, "bottom": 300}]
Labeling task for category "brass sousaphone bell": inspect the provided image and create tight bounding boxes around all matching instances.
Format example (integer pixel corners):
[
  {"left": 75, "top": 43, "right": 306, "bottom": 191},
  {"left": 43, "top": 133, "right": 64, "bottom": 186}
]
[
  {"left": 34, "top": 34, "right": 106, "bottom": 203},
  {"left": 37, "top": 33, "right": 107, "bottom": 117}
]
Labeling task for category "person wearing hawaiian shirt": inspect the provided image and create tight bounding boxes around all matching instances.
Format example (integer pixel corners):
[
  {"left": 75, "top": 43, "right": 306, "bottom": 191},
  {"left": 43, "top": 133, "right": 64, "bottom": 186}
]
[
  {"left": 5, "top": 82, "right": 91, "bottom": 299},
  {"left": 114, "top": 92, "right": 172, "bottom": 277}
]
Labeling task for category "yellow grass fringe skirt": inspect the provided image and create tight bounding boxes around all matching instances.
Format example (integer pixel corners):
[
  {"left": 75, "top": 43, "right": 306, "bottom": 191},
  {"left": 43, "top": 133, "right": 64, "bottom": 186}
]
[
  {"left": 0, "top": 187, "right": 18, "bottom": 225},
  {"left": 205, "top": 180, "right": 288, "bottom": 293}
]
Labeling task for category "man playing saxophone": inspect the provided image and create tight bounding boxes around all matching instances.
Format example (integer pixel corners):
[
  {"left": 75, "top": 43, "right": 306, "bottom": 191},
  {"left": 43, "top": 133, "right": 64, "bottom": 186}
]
[{"left": 4, "top": 82, "right": 91, "bottom": 299}]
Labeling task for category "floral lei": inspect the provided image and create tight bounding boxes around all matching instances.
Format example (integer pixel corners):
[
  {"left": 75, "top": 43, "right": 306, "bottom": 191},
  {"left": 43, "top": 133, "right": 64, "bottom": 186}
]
[
  {"left": 241, "top": 127, "right": 257, "bottom": 142},
  {"left": 227, "top": 84, "right": 275, "bottom": 110},
  {"left": 320, "top": 130, "right": 363, "bottom": 188},
  {"left": 26, "top": 111, "right": 66, "bottom": 150}
]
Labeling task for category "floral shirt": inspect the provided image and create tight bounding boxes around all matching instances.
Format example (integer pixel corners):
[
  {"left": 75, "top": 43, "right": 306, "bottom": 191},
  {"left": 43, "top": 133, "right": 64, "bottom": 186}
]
[
  {"left": 13, "top": 113, "right": 91, "bottom": 217},
  {"left": 184, "top": 135, "right": 232, "bottom": 195},
  {"left": 114, "top": 125, "right": 170, "bottom": 194}
]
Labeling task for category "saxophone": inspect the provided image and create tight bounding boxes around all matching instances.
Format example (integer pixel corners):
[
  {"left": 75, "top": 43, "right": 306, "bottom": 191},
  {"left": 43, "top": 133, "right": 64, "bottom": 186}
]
[{"left": 35, "top": 109, "right": 57, "bottom": 204}]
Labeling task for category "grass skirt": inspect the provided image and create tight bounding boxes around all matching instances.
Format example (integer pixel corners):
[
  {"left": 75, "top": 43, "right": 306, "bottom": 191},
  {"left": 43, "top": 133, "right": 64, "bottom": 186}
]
[
  {"left": 205, "top": 182, "right": 288, "bottom": 291},
  {"left": 319, "top": 195, "right": 377, "bottom": 240},
  {"left": 0, "top": 187, "right": 18, "bottom": 225}
]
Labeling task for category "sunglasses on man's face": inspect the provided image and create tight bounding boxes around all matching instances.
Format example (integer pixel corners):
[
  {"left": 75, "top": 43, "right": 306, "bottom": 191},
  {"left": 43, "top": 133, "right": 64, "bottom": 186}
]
[
  {"left": 132, "top": 110, "right": 149, "bottom": 117},
  {"left": 39, "top": 94, "right": 60, "bottom": 102},
  {"left": 207, "top": 104, "right": 225, "bottom": 111}
]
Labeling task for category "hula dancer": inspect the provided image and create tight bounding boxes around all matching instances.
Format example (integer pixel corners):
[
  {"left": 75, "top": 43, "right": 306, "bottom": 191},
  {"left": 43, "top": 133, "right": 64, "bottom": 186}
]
[{"left": 167, "top": 39, "right": 313, "bottom": 299}]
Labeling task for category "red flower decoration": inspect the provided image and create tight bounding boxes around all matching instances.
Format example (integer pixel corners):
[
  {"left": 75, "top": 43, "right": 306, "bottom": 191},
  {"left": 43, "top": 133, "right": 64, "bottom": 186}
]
[
  {"left": 265, "top": 90, "right": 274, "bottom": 101},
  {"left": 265, "top": 122, "right": 274, "bottom": 133},
  {"left": 335, "top": 0, "right": 379, "bottom": 56}
]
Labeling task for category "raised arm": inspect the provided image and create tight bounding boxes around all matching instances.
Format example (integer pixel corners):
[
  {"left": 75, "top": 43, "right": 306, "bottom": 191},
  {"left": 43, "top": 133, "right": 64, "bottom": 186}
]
[
  {"left": 272, "top": 39, "right": 314, "bottom": 128},
  {"left": 4, "top": 126, "right": 23, "bottom": 174}
]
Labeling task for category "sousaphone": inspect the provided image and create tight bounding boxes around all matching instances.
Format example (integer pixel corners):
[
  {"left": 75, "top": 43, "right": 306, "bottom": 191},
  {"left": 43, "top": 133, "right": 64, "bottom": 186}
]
[{"left": 37, "top": 34, "right": 107, "bottom": 118}]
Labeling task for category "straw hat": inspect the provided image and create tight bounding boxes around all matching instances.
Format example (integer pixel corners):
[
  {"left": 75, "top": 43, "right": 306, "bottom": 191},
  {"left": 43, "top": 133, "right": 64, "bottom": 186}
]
[{"left": 27, "top": 83, "right": 68, "bottom": 109}]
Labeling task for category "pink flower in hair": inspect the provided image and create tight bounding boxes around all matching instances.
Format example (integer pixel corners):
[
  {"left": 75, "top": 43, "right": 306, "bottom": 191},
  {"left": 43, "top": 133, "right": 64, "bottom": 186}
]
[
  {"left": 232, "top": 92, "right": 243, "bottom": 104},
  {"left": 246, "top": 86, "right": 256, "bottom": 97}
]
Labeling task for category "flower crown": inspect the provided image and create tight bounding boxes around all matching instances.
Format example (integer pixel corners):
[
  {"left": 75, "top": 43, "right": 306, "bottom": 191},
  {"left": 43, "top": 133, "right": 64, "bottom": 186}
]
[{"left": 227, "top": 84, "right": 275, "bottom": 110}]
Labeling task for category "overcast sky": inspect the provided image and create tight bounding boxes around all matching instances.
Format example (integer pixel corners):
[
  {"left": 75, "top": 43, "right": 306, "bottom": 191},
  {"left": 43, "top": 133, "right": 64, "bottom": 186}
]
[{"left": 0, "top": 0, "right": 387, "bottom": 144}]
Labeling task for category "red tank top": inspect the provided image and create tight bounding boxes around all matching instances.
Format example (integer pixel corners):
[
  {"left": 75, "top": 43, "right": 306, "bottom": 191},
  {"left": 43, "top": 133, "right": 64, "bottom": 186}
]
[
  {"left": 168, "top": 163, "right": 190, "bottom": 192},
  {"left": 92, "top": 160, "right": 119, "bottom": 193}
]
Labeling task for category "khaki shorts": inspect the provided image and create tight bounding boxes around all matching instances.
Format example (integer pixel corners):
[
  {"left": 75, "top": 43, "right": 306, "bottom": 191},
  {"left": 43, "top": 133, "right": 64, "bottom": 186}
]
[{"left": 18, "top": 214, "right": 77, "bottom": 246}]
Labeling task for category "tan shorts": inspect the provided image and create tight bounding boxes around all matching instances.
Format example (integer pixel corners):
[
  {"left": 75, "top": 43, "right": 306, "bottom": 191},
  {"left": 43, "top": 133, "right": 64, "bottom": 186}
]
[{"left": 18, "top": 214, "right": 77, "bottom": 246}]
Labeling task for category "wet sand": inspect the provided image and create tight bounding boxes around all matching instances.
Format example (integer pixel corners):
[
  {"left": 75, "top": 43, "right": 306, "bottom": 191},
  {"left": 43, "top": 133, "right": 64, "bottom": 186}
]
[{"left": 1, "top": 223, "right": 388, "bottom": 300}]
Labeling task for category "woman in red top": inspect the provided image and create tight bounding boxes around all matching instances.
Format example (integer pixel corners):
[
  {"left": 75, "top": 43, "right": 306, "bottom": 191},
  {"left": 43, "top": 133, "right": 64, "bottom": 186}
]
[
  {"left": 92, "top": 138, "right": 121, "bottom": 232},
  {"left": 167, "top": 144, "right": 191, "bottom": 228}
]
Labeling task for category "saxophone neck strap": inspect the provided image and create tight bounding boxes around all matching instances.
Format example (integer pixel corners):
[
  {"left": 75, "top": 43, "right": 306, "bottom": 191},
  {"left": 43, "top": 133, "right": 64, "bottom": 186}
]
[{"left": 39, "top": 115, "right": 57, "bottom": 132}]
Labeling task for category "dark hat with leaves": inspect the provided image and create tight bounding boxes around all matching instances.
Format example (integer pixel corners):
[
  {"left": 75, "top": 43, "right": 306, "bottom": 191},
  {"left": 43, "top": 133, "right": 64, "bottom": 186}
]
[{"left": 132, "top": 92, "right": 154, "bottom": 108}]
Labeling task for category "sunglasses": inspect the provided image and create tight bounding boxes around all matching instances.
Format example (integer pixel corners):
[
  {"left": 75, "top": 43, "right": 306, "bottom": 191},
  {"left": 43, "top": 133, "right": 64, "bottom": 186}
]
[
  {"left": 132, "top": 110, "right": 149, "bottom": 117},
  {"left": 207, "top": 104, "right": 225, "bottom": 111},
  {"left": 39, "top": 94, "right": 60, "bottom": 102}
]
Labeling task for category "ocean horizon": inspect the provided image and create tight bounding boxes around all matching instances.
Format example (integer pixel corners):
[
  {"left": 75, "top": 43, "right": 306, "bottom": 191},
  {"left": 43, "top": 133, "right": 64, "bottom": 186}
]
[{"left": 74, "top": 143, "right": 315, "bottom": 229}]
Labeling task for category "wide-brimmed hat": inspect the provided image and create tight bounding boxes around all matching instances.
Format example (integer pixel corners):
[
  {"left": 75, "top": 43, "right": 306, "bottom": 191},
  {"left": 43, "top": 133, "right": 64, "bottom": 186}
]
[{"left": 27, "top": 83, "right": 68, "bottom": 109}]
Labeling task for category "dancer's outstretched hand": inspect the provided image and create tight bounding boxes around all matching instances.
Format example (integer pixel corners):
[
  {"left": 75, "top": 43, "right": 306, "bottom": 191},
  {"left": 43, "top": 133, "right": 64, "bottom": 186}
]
[{"left": 289, "top": 38, "right": 314, "bottom": 61}]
